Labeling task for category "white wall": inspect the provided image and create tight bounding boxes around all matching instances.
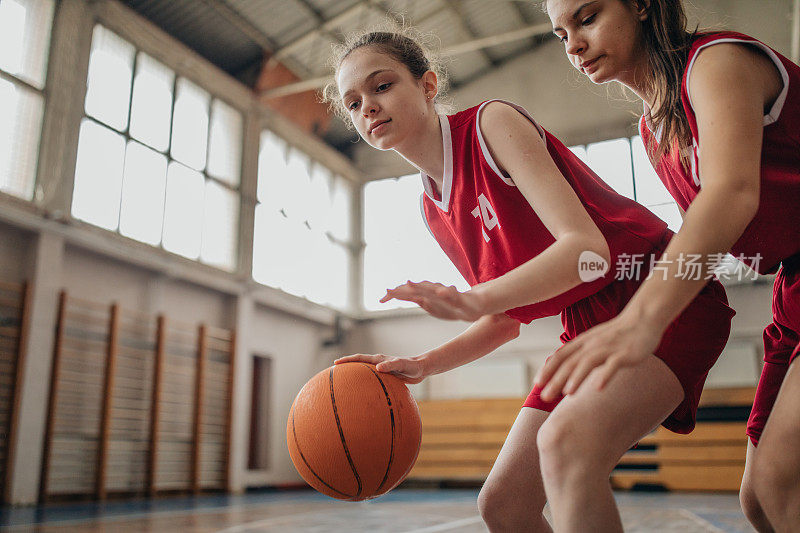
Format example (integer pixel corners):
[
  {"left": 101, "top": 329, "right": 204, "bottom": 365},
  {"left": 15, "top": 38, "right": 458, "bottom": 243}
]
[{"left": 242, "top": 306, "right": 340, "bottom": 486}]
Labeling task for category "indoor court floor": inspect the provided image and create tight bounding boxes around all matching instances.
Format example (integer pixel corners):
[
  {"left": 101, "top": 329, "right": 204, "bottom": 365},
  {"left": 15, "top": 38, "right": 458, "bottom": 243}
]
[{"left": 0, "top": 488, "right": 751, "bottom": 532}]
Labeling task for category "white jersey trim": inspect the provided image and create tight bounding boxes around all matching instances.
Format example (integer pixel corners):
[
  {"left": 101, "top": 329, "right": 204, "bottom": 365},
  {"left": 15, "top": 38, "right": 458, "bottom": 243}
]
[
  {"left": 686, "top": 38, "right": 789, "bottom": 127},
  {"left": 475, "top": 99, "right": 547, "bottom": 186},
  {"left": 643, "top": 37, "right": 789, "bottom": 187},
  {"left": 421, "top": 113, "right": 454, "bottom": 212},
  {"left": 419, "top": 193, "right": 434, "bottom": 237},
  {"left": 641, "top": 104, "right": 663, "bottom": 144}
]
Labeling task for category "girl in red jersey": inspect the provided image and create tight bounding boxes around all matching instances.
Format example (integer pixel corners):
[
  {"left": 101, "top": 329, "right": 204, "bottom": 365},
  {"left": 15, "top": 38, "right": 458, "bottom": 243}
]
[
  {"left": 329, "top": 31, "right": 733, "bottom": 531},
  {"left": 539, "top": 1, "right": 800, "bottom": 530}
]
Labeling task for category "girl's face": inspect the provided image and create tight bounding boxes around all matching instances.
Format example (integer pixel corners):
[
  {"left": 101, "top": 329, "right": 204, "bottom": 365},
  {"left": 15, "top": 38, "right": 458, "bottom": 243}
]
[
  {"left": 336, "top": 47, "right": 436, "bottom": 151},
  {"left": 546, "top": 0, "right": 648, "bottom": 86}
]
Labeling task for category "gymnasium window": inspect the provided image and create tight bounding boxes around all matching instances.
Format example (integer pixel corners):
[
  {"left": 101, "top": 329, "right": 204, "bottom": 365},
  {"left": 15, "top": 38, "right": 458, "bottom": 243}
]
[
  {"left": 0, "top": 0, "right": 55, "bottom": 201},
  {"left": 572, "top": 136, "right": 744, "bottom": 276},
  {"left": 569, "top": 135, "right": 683, "bottom": 232},
  {"left": 71, "top": 25, "right": 242, "bottom": 272},
  {"left": 253, "top": 131, "right": 352, "bottom": 309},
  {"left": 362, "top": 174, "right": 469, "bottom": 312}
]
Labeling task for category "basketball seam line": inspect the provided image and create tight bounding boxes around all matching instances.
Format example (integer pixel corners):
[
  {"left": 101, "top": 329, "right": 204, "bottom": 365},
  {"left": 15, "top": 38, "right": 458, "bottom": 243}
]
[
  {"left": 329, "top": 367, "right": 363, "bottom": 499},
  {"left": 363, "top": 364, "right": 396, "bottom": 495},
  {"left": 291, "top": 407, "right": 352, "bottom": 498}
]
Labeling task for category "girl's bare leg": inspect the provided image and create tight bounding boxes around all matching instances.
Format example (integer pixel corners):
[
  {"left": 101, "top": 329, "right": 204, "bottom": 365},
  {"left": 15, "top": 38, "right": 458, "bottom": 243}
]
[
  {"left": 537, "top": 355, "right": 684, "bottom": 533},
  {"left": 478, "top": 407, "right": 552, "bottom": 532},
  {"left": 750, "top": 359, "right": 800, "bottom": 532}
]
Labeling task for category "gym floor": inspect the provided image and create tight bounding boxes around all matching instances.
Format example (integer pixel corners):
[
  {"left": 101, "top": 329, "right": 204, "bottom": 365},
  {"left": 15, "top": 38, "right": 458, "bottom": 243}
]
[{"left": 0, "top": 488, "right": 751, "bottom": 532}]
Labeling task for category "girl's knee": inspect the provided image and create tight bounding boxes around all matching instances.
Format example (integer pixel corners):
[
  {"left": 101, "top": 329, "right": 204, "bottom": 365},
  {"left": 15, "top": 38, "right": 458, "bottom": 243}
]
[
  {"left": 536, "top": 415, "right": 607, "bottom": 479},
  {"left": 478, "top": 484, "right": 545, "bottom": 531},
  {"left": 740, "top": 478, "right": 772, "bottom": 531}
]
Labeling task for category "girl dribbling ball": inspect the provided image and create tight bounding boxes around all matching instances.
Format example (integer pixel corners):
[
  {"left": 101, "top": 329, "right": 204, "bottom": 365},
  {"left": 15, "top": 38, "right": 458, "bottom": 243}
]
[{"left": 329, "top": 30, "right": 733, "bottom": 532}]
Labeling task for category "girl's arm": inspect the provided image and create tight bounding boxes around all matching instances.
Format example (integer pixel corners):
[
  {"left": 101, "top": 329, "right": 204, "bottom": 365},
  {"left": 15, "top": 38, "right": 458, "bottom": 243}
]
[
  {"left": 334, "top": 312, "right": 520, "bottom": 382},
  {"left": 535, "top": 43, "right": 782, "bottom": 401},
  {"left": 383, "top": 101, "right": 612, "bottom": 320}
]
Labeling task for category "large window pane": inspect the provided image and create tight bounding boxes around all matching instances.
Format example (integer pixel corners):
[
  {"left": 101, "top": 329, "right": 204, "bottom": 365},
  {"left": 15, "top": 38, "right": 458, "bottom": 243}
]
[
  {"left": 84, "top": 25, "right": 135, "bottom": 132},
  {"left": 201, "top": 179, "right": 238, "bottom": 271},
  {"left": 0, "top": 78, "right": 43, "bottom": 200},
  {"left": 283, "top": 150, "right": 311, "bottom": 223},
  {"left": 307, "top": 164, "right": 332, "bottom": 232},
  {"left": 0, "top": 0, "right": 55, "bottom": 89},
  {"left": 254, "top": 130, "right": 352, "bottom": 307},
  {"left": 254, "top": 206, "right": 315, "bottom": 297},
  {"left": 302, "top": 231, "right": 347, "bottom": 307},
  {"left": 363, "top": 175, "right": 468, "bottom": 311},
  {"left": 253, "top": 205, "right": 289, "bottom": 289},
  {"left": 646, "top": 202, "right": 683, "bottom": 232},
  {"left": 162, "top": 162, "right": 204, "bottom": 259},
  {"left": 129, "top": 53, "right": 174, "bottom": 152},
  {"left": 568, "top": 145, "right": 588, "bottom": 164},
  {"left": 319, "top": 236, "right": 348, "bottom": 308},
  {"left": 586, "top": 138, "right": 634, "bottom": 199},
  {"left": 207, "top": 99, "right": 242, "bottom": 186},
  {"left": 329, "top": 176, "right": 352, "bottom": 241},
  {"left": 171, "top": 78, "right": 209, "bottom": 171},
  {"left": 71, "top": 119, "right": 126, "bottom": 230},
  {"left": 119, "top": 141, "right": 167, "bottom": 245},
  {"left": 256, "top": 130, "right": 287, "bottom": 206},
  {"left": 631, "top": 135, "right": 672, "bottom": 206}
]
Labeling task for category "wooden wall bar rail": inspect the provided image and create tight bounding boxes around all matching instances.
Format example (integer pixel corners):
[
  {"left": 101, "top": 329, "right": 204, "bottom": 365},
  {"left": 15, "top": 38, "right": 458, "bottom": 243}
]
[
  {"left": 148, "top": 315, "right": 166, "bottom": 497},
  {"left": 96, "top": 303, "right": 120, "bottom": 500},
  {"left": 2, "top": 281, "right": 31, "bottom": 503},
  {"left": 191, "top": 325, "right": 207, "bottom": 494},
  {"left": 37, "top": 292, "right": 235, "bottom": 502},
  {"left": 39, "top": 291, "right": 67, "bottom": 503},
  {"left": 223, "top": 331, "right": 236, "bottom": 492}
]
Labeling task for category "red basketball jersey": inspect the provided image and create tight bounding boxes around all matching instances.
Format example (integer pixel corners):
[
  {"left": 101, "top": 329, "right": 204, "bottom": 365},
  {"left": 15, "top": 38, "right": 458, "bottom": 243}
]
[
  {"left": 639, "top": 32, "right": 800, "bottom": 274},
  {"left": 421, "top": 100, "right": 670, "bottom": 324}
]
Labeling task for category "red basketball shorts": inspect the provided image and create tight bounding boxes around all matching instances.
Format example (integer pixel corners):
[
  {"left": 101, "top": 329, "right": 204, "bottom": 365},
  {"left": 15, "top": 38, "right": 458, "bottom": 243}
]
[
  {"left": 747, "top": 255, "right": 800, "bottom": 445},
  {"left": 524, "top": 265, "right": 734, "bottom": 435}
]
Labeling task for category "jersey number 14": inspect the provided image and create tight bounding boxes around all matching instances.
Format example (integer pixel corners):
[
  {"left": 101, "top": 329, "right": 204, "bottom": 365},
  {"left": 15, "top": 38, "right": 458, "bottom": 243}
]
[{"left": 471, "top": 193, "right": 500, "bottom": 242}]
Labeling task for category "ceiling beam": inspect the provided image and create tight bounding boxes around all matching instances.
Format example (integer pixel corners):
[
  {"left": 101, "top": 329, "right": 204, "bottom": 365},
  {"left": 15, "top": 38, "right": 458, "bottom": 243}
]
[
  {"left": 199, "top": 0, "right": 277, "bottom": 52},
  {"left": 260, "top": 20, "right": 553, "bottom": 100},
  {"left": 442, "top": 0, "right": 497, "bottom": 67},
  {"left": 508, "top": 0, "right": 543, "bottom": 51},
  {"left": 269, "top": 0, "right": 376, "bottom": 63},
  {"left": 293, "top": 0, "right": 345, "bottom": 48}
]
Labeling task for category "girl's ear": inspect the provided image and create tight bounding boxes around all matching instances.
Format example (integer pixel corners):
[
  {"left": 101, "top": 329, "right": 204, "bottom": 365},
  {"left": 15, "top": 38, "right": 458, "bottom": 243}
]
[
  {"left": 634, "top": 0, "right": 650, "bottom": 21},
  {"left": 421, "top": 70, "right": 438, "bottom": 102}
]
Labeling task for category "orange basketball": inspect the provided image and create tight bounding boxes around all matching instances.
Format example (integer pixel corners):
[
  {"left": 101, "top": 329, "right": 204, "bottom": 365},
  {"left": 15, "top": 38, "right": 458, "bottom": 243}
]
[{"left": 286, "top": 362, "right": 422, "bottom": 501}]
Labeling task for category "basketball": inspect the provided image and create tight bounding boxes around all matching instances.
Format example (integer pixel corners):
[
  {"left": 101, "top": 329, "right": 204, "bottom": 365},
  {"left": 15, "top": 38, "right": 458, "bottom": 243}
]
[{"left": 286, "top": 362, "right": 422, "bottom": 501}]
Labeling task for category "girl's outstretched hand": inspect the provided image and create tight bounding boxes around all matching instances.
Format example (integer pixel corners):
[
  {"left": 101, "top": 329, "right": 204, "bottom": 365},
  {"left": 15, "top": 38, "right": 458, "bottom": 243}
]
[
  {"left": 533, "top": 310, "right": 664, "bottom": 401},
  {"left": 334, "top": 353, "right": 427, "bottom": 384},
  {"left": 381, "top": 281, "right": 485, "bottom": 321}
]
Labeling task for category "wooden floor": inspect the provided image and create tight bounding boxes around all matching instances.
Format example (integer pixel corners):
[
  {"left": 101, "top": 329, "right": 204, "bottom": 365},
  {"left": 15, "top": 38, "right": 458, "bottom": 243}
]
[{"left": 0, "top": 488, "right": 752, "bottom": 532}]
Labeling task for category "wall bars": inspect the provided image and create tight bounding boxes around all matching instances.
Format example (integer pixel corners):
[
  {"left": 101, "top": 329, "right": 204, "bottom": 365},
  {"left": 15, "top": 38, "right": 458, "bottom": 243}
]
[{"left": 39, "top": 291, "right": 235, "bottom": 501}]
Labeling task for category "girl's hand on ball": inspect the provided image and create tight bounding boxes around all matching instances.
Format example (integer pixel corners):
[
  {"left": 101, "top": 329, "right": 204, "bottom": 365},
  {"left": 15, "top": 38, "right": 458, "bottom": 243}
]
[{"left": 334, "top": 354, "right": 427, "bottom": 384}]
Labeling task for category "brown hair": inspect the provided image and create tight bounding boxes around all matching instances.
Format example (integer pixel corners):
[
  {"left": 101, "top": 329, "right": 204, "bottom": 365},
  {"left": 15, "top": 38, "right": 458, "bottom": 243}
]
[
  {"left": 322, "top": 28, "right": 449, "bottom": 123},
  {"left": 543, "top": 0, "right": 697, "bottom": 168},
  {"left": 633, "top": 0, "right": 697, "bottom": 168}
]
